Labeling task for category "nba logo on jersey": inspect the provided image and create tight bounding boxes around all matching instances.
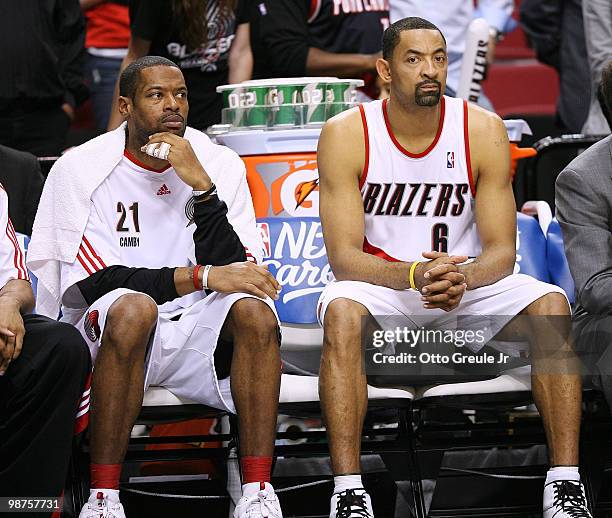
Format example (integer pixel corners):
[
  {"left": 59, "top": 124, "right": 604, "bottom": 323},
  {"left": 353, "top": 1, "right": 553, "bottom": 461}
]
[
  {"left": 258, "top": 222, "right": 271, "bottom": 258},
  {"left": 447, "top": 151, "right": 455, "bottom": 168}
]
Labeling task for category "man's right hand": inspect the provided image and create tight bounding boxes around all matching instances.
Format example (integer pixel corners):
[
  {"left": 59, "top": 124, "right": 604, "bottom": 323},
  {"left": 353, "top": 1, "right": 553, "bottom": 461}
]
[
  {"left": 206, "top": 262, "right": 281, "bottom": 300},
  {"left": 414, "top": 252, "right": 468, "bottom": 311},
  {"left": 0, "top": 299, "right": 25, "bottom": 375},
  {"left": 414, "top": 252, "right": 467, "bottom": 291}
]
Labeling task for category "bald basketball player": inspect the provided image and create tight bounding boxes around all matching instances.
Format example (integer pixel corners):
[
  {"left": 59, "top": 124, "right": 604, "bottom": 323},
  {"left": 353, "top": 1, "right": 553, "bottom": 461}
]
[{"left": 317, "top": 17, "right": 590, "bottom": 518}]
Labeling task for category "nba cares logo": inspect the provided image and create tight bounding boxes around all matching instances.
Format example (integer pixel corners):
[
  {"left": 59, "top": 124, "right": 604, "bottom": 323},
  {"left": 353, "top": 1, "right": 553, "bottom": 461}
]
[
  {"left": 447, "top": 151, "right": 455, "bottom": 168},
  {"left": 259, "top": 218, "right": 331, "bottom": 323}
]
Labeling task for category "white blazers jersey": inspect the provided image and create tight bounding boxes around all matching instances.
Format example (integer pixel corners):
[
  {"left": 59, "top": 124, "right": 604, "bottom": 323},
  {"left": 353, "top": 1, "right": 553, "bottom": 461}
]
[{"left": 359, "top": 95, "right": 481, "bottom": 261}]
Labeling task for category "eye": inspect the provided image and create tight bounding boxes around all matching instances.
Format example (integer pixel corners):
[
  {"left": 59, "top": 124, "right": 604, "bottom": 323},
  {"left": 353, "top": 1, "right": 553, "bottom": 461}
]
[
  {"left": 177, "top": 91, "right": 187, "bottom": 98},
  {"left": 149, "top": 92, "right": 162, "bottom": 99},
  {"left": 407, "top": 56, "right": 418, "bottom": 64},
  {"left": 435, "top": 55, "right": 446, "bottom": 63}
]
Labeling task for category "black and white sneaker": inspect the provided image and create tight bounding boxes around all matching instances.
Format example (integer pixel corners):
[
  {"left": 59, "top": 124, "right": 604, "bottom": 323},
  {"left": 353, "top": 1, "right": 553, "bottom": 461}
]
[
  {"left": 543, "top": 480, "right": 592, "bottom": 518},
  {"left": 329, "top": 488, "right": 374, "bottom": 518}
]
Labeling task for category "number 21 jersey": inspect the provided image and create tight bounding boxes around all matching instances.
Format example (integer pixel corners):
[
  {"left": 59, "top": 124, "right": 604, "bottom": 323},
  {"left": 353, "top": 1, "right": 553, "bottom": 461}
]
[{"left": 60, "top": 150, "right": 199, "bottom": 314}]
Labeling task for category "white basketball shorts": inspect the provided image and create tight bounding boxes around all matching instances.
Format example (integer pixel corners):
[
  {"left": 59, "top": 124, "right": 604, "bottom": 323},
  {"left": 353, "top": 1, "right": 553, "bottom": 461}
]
[
  {"left": 66, "top": 289, "right": 278, "bottom": 413},
  {"left": 318, "top": 274, "right": 567, "bottom": 354}
]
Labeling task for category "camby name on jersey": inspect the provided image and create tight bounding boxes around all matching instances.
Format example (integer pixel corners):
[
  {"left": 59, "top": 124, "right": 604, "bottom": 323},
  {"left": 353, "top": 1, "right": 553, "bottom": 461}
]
[{"left": 120, "top": 236, "right": 140, "bottom": 247}]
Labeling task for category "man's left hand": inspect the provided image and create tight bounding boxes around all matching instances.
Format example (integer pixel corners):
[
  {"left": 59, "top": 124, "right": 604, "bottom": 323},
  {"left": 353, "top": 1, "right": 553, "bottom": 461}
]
[
  {"left": 144, "top": 133, "right": 213, "bottom": 191},
  {"left": 0, "top": 300, "right": 25, "bottom": 375},
  {"left": 420, "top": 251, "right": 467, "bottom": 312}
]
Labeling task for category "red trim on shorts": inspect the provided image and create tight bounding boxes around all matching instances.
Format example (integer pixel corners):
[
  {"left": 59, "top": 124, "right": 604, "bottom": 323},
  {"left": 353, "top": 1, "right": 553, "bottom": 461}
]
[
  {"left": 123, "top": 149, "right": 170, "bottom": 173},
  {"left": 358, "top": 104, "right": 370, "bottom": 190},
  {"left": 382, "top": 96, "right": 446, "bottom": 158},
  {"left": 463, "top": 101, "right": 476, "bottom": 197},
  {"left": 363, "top": 237, "right": 401, "bottom": 262},
  {"left": 74, "top": 372, "right": 92, "bottom": 435}
]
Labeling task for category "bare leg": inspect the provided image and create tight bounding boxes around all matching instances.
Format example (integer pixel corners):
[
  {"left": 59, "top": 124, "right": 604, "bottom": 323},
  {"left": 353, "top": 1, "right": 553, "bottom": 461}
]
[
  {"left": 229, "top": 298, "right": 281, "bottom": 457},
  {"left": 89, "top": 294, "right": 157, "bottom": 464},
  {"left": 525, "top": 293, "right": 582, "bottom": 466},
  {"left": 319, "top": 298, "right": 370, "bottom": 474}
]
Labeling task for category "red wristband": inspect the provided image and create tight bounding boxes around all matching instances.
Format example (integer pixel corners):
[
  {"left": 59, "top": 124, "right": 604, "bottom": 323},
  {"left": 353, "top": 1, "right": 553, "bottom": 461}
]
[{"left": 193, "top": 264, "right": 202, "bottom": 290}]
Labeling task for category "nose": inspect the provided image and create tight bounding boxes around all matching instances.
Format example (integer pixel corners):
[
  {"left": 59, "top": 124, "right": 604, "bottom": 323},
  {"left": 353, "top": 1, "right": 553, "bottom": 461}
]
[
  {"left": 164, "top": 93, "right": 179, "bottom": 111},
  {"left": 422, "top": 58, "right": 438, "bottom": 79}
]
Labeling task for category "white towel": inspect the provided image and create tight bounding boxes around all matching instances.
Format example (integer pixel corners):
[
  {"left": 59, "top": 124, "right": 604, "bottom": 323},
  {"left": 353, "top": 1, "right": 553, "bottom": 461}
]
[{"left": 28, "top": 123, "right": 264, "bottom": 317}]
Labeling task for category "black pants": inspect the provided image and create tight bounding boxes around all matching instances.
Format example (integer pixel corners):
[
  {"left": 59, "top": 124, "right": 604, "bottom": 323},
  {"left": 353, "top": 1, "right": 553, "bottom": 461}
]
[
  {"left": 0, "top": 315, "right": 91, "bottom": 510},
  {"left": 0, "top": 104, "right": 70, "bottom": 157}
]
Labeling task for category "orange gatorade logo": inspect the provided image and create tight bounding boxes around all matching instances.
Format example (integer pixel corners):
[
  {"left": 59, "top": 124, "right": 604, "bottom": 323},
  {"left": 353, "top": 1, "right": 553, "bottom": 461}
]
[
  {"left": 244, "top": 154, "right": 319, "bottom": 218},
  {"left": 295, "top": 179, "right": 319, "bottom": 209}
]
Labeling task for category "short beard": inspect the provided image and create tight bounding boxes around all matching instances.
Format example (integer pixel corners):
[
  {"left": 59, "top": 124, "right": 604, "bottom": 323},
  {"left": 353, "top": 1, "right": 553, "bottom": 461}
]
[
  {"left": 415, "top": 81, "right": 442, "bottom": 107},
  {"left": 415, "top": 92, "right": 441, "bottom": 106}
]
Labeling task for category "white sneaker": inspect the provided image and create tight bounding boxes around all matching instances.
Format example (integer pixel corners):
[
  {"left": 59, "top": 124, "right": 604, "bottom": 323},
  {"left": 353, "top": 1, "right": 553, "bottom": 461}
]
[
  {"left": 543, "top": 480, "right": 592, "bottom": 518},
  {"left": 78, "top": 491, "right": 126, "bottom": 518},
  {"left": 233, "top": 482, "right": 283, "bottom": 518},
  {"left": 330, "top": 488, "right": 374, "bottom": 518}
]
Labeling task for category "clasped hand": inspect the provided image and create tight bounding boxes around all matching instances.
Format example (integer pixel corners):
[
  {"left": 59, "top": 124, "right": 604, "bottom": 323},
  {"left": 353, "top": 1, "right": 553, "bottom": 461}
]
[{"left": 416, "top": 251, "right": 468, "bottom": 312}]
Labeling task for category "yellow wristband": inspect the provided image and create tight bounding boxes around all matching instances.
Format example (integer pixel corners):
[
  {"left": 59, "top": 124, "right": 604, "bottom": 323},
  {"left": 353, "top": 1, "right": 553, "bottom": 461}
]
[{"left": 409, "top": 260, "right": 421, "bottom": 290}]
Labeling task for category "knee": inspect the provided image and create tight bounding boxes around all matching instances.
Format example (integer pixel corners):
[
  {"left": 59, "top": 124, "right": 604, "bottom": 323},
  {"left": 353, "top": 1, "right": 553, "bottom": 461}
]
[
  {"left": 527, "top": 292, "right": 570, "bottom": 316},
  {"left": 104, "top": 294, "right": 158, "bottom": 355},
  {"left": 230, "top": 298, "right": 279, "bottom": 345},
  {"left": 323, "top": 298, "right": 368, "bottom": 353}
]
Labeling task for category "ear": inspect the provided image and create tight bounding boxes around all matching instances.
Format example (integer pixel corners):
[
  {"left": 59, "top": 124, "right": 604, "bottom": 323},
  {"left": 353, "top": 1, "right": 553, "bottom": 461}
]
[
  {"left": 376, "top": 58, "right": 391, "bottom": 83},
  {"left": 118, "top": 96, "right": 132, "bottom": 118}
]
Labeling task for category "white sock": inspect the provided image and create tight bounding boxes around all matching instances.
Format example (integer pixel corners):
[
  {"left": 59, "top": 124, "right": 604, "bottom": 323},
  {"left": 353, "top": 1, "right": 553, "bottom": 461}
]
[
  {"left": 334, "top": 474, "right": 363, "bottom": 494},
  {"left": 545, "top": 466, "right": 580, "bottom": 484},
  {"left": 89, "top": 489, "right": 120, "bottom": 503},
  {"left": 242, "top": 481, "right": 272, "bottom": 497}
]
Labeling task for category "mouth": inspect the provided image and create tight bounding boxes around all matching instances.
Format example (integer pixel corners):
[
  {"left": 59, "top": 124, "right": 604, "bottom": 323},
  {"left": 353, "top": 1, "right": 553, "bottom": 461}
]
[
  {"left": 161, "top": 115, "right": 184, "bottom": 130},
  {"left": 418, "top": 83, "right": 440, "bottom": 92}
]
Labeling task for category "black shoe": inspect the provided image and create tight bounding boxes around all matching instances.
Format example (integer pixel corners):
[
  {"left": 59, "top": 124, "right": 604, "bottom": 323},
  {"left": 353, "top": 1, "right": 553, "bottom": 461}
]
[
  {"left": 330, "top": 488, "right": 374, "bottom": 518},
  {"left": 543, "top": 480, "right": 592, "bottom": 518}
]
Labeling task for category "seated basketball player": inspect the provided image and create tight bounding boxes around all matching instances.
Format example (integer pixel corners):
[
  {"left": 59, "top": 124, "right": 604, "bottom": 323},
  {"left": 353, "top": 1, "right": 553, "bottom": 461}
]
[
  {"left": 28, "top": 56, "right": 283, "bottom": 518},
  {"left": 0, "top": 185, "right": 91, "bottom": 513},
  {"left": 316, "top": 18, "right": 589, "bottom": 518}
]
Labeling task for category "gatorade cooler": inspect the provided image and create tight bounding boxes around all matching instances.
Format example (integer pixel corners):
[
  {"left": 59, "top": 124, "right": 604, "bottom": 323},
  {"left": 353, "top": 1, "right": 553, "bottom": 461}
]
[
  {"left": 214, "top": 77, "right": 362, "bottom": 373},
  {"left": 213, "top": 80, "right": 535, "bottom": 374}
]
